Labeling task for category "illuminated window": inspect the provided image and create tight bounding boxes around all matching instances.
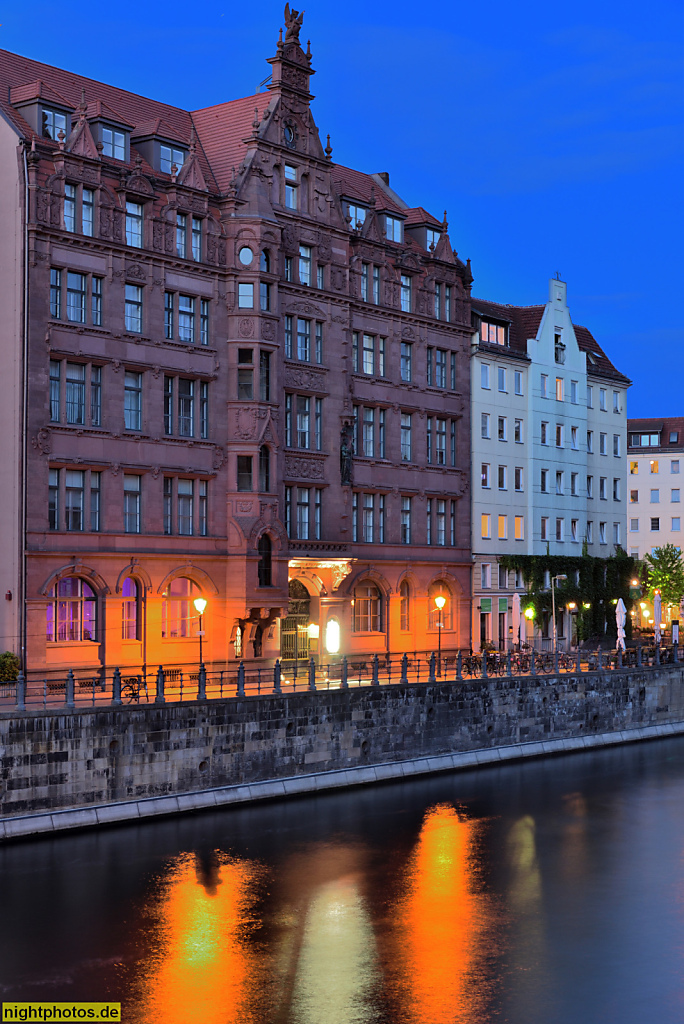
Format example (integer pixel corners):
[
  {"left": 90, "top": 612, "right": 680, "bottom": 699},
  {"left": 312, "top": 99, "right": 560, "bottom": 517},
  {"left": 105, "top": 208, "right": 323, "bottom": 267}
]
[
  {"left": 353, "top": 583, "right": 382, "bottom": 632},
  {"left": 46, "top": 577, "right": 97, "bottom": 642},
  {"left": 121, "top": 578, "right": 139, "bottom": 640},
  {"left": 481, "top": 513, "right": 491, "bottom": 539},
  {"left": 162, "top": 577, "right": 201, "bottom": 638}
]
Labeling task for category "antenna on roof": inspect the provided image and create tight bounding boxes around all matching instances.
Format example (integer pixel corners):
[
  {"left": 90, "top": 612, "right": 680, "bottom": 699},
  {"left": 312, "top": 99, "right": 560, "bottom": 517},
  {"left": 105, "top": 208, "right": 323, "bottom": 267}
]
[{"left": 555, "top": 270, "right": 562, "bottom": 280}]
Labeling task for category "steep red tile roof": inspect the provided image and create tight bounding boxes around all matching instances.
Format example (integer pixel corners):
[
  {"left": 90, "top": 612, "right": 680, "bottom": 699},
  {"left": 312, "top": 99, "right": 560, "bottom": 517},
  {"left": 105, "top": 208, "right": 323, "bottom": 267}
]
[
  {"left": 132, "top": 118, "right": 188, "bottom": 144},
  {"left": 573, "top": 324, "right": 630, "bottom": 384},
  {"left": 404, "top": 206, "right": 441, "bottom": 227},
  {"left": 330, "top": 164, "right": 405, "bottom": 213},
  {"left": 471, "top": 298, "right": 544, "bottom": 354},
  {"left": 10, "top": 79, "right": 72, "bottom": 108},
  {"left": 190, "top": 93, "right": 272, "bottom": 193},
  {"left": 627, "top": 416, "right": 684, "bottom": 451},
  {"left": 84, "top": 99, "right": 134, "bottom": 127}
]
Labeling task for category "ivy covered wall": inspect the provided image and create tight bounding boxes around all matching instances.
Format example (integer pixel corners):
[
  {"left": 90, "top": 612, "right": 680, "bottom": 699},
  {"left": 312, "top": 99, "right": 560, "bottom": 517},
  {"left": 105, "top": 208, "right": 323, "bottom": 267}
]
[{"left": 499, "top": 548, "right": 638, "bottom": 641}]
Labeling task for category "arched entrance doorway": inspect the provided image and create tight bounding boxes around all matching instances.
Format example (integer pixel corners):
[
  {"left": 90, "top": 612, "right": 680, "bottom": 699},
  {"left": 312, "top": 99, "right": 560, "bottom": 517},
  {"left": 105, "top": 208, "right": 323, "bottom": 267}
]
[{"left": 281, "top": 579, "right": 310, "bottom": 664}]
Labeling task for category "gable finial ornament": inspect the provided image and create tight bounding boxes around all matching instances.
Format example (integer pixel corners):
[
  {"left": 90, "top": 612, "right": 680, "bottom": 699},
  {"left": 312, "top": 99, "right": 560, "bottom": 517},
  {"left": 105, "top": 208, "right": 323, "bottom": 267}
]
[
  {"left": 252, "top": 106, "right": 260, "bottom": 137},
  {"left": 325, "top": 134, "right": 332, "bottom": 160},
  {"left": 442, "top": 209, "right": 448, "bottom": 232},
  {"left": 284, "top": 4, "right": 304, "bottom": 43}
]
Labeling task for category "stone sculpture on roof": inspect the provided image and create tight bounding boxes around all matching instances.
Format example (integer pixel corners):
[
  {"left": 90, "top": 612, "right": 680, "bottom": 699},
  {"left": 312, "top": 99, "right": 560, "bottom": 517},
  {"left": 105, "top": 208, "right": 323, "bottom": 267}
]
[{"left": 284, "top": 4, "right": 304, "bottom": 43}]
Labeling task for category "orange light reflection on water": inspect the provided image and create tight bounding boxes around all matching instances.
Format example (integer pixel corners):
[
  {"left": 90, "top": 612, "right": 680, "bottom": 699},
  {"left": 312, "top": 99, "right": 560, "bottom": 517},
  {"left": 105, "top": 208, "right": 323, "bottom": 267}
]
[
  {"left": 389, "top": 803, "right": 492, "bottom": 1024},
  {"left": 135, "top": 852, "right": 264, "bottom": 1024}
]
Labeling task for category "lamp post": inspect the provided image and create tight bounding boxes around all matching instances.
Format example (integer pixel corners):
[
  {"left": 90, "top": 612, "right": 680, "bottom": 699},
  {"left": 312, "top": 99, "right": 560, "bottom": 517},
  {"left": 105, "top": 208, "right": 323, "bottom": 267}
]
[
  {"left": 435, "top": 594, "right": 446, "bottom": 676},
  {"left": 551, "top": 574, "right": 567, "bottom": 653},
  {"left": 193, "top": 597, "right": 207, "bottom": 668}
]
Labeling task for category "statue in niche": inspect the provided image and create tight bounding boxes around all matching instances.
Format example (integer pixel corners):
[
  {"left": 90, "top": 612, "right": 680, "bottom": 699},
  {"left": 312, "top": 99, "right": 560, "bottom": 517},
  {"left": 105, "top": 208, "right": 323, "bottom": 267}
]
[
  {"left": 284, "top": 4, "right": 304, "bottom": 42},
  {"left": 340, "top": 422, "right": 353, "bottom": 486}
]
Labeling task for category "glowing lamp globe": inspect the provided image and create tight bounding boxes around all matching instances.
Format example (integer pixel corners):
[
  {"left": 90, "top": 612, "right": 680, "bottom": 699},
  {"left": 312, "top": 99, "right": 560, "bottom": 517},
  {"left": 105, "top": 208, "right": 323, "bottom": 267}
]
[{"left": 193, "top": 597, "right": 207, "bottom": 615}]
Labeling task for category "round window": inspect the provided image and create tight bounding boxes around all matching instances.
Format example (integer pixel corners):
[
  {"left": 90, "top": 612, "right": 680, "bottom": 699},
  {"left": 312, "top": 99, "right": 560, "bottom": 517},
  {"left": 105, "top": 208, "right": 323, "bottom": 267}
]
[{"left": 238, "top": 246, "right": 254, "bottom": 266}]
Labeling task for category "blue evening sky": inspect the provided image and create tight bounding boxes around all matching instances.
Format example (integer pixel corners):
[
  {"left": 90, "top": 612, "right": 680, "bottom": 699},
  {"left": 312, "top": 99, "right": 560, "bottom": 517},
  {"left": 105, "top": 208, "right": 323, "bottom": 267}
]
[{"left": 3, "top": 0, "right": 682, "bottom": 416}]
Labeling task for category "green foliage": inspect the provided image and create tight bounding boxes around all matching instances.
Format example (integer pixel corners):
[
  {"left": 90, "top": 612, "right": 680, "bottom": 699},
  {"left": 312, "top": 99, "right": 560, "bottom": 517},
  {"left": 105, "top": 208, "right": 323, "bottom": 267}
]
[
  {"left": 499, "top": 548, "right": 638, "bottom": 640},
  {"left": 0, "top": 651, "right": 20, "bottom": 682},
  {"left": 644, "top": 544, "right": 684, "bottom": 607}
]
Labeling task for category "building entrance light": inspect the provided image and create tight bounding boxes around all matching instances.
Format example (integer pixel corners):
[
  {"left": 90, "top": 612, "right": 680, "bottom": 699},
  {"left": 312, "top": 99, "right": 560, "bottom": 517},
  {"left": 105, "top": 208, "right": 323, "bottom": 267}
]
[{"left": 325, "top": 618, "right": 340, "bottom": 654}]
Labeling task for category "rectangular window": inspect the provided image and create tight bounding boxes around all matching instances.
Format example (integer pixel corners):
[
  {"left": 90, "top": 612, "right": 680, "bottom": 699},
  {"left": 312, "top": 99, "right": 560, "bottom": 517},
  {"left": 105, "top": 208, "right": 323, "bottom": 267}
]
[
  {"left": 164, "top": 376, "right": 173, "bottom": 434},
  {"left": 450, "top": 351, "right": 456, "bottom": 390},
  {"left": 673, "top": 489, "right": 681, "bottom": 502},
  {"left": 613, "top": 434, "right": 620, "bottom": 456},
  {"left": 434, "top": 283, "right": 441, "bottom": 319},
  {"left": 238, "top": 283, "right": 254, "bottom": 309},
  {"left": 630, "top": 518, "right": 639, "bottom": 532},
  {"left": 178, "top": 294, "right": 195, "bottom": 343},
  {"left": 378, "top": 408, "right": 386, "bottom": 458},
  {"left": 673, "top": 517, "right": 681, "bottom": 532},
  {"left": 160, "top": 145, "right": 185, "bottom": 175},
  {"left": 481, "top": 413, "right": 491, "bottom": 439},
  {"left": 124, "top": 284, "right": 142, "bottom": 333},
  {"left": 361, "top": 263, "right": 369, "bottom": 301},
  {"left": 285, "top": 315, "right": 293, "bottom": 358},
  {"left": 600, "top": 432, "right": 607, "bottom": 456},
  {"left": 586, "top": 521, "right": 593, "bottom": 543},
  {"left": 386, "top": 216, "right": 403, "bottom": 242},
  {"left": 64, "top": 183, "right": 75, "bottom": 232},
  {"left": 163, "top": 477, "right": 172, "bottom": 535},
  {"left": 540, "top": 374, "right": 548, "bottom": 398},
  {"left": 91, "top": 276, "right": 102, "bottom": 326},
  {"left": 450, "top": 420, "right": 456, "bottom": 467},
  {"left": 400, "top": 274, "right": 411, "bottom": 312},
  {"left": 317, "top": 264, "right": 324, "bottom": 289},
  {"left": 314, "top": 488, "right": 322, "bottom": 540},
  {"left": 481, "top": 463, "right": 490, "bottom": 488},
  {"left": 124, "top": 371, "right": 142, "bottom": 431},
  {"left": 450, "top": 500, "right": 456, "bottom": 546},
  {"left": 126, "top": 202, "right": 142, "bottom": 248},
  {"left": 571, "top": 519, "right": 579, "bottom": 542},
  {"left": 599, "top": 522, "right": 607, "bottom": 544},
  {"left": 514, "top": 371, "right": 523, "bottom": 396},
  {"left": 164, "top": 292, "right": 174, "bottom": 340},
  {"left": 362, "top": 493, "right": 374, "bottom": 543},
  {"left": 650, "top": 488, "right": 659, "bottom": 503},
  {"left": 65, "top": 362, "right": 85, "bottom": 425},
  {"left": 284, "top": 165, "right": 298, "bottom": 209},
  {"left": 297, "top": 487, "right": 310, "bottom": 539},
  {"left": 426, "top": 417, "right": 432, "bottom": 464},
  {"left": 81, "top": 187, "right": 93, "bottom": 236},
  {"left": 297, "top": 318, "right": 311, "bottom": 361},
  {"left": 445, "top": 285, "right": 451, "bottom": 321},
  {"left": 541, "top": 421, "right": 548, "bottom": 445},
  {"left": 90, "top": 366, "right": 101, "bottom": 426},
  {"left": 285, "top": 256, "right": 293, "bottom": 282},
  {"left": 435, "top": 349, "right": 447, "bottom": 388},
  {"left": 199, "top": 299, "right": 209, "bottom": 345},
  {"left": 175, "top": 212, "right": 187, "bottom": 258},
  {"left": 651, "top": 460, "right": 659, "bottom": 473},
  {"left": 481, "top": 363, "right": 490, "bottom": 389},
  {"left": 541, "top": 516, "right": 548, "bottom": 541},
  {"left": 672, "top": 460, "right": 680, "bottom": 474},
  {"left": 630, "top": 489, "right": 638, "bottom": 503},
  {"left": 515, "top": 515, "right": 524, "bottom": 540},
  {"left": 571, "top": 380, "right": 578, "bottom": 404},
  {"left": 362, "top": 406, "right": 374, "bottom": 458},
  {"left": 556, "top": 424, "right": 564, "bottom": 448},
  {"left": 587, "top": 385, "right": 594, "bottom": 409},
  {"left": 200, "top": 381, "right": 209, "bottom": 439},
  {"left": 480, "top": 322, "right": 506, "bottom": 345},
  {"left": 587, "top": 475, "right": 594, "bottom": 499},
  {"left": 50, "top": 268, "right": 61, "bottom": 319},
  {"left": 556, "top": 471, "right": 564, "bottom": 495},
  {"left": 347, "top": 204, "right": 366, "bottom": 229},
  {"left": 587, "top": 430, "right": 594, "bottom": 453},
  {"left": 498, "top": 514, "right": 508, "bottom": 539},
  {"left": 177, "top": 479, "right": 194, "bottom": 535},
  {"left": 613, "top": 478, "right": 621, "bottom": 501},
  {"left": 401, "top": 413, "right": 412, "bottom": 461},
  {"left": 297, "top": 396, "right": 311, "bottom": 449},
  {"left": 651, "top": 517, "right": 660, "bottom": 531},
  {"left": 600, "top": 477, "right": 607, "bottom": 500},
  {"left": 435, "top": 418, "right": 446, "bottom": 465},
  {"left": 600, "top": 388, "right": 607, "bottom": 411},
  {"left": 436, "top": 499, "right": 446, "bottom": 545},
  {"left": 481, "top": 563, "right": 491, "bottom": 589},
  {"left": 571, "top": 472, "right": 578, "bottom": 496},
  {"left": 66, "top": 272, "right": 86, "bottom": 322},
  {"left": 498, "top": 465, "right": 507, "bottom": 490},
  {"left": 377, "top": 336, "right": 386, "bottom": 377},
  {"left": 299, "top": 245, "right": 312, "bottom": 286},
  {"left": 259, "top": 281, "right": 271, "bottom": 312},
  {"left": 315, "top": 322, "right": 323, "bottom": 364},
  {"left": 50, "top": 360, "right": 60, "bottom": 422},
  {"left": 90, "top": 471, "right": 101, "bottom": 532},
  {"left": 401, "top": 342, "right": 412, "bottom": 382},
  {"left": 401, "top": 496, "right": 412, "bottom": 544},
  {"left": 237, "top": 456, "right": 252, "bottom": 492},
  {"left": 571, "top": 426, "right": 578, "bottom": 450},
  {"left": 259, "top": 351, "right": 271, "bottom": 402},
  {"left": 191, "top": 218, "right": 202, "bottom": 262},
  {"left": 515, "top": 466, "right": 523, "bottom": 492},
  {"left": 372, "top": 265, "right": 380, "bottom": 304},
  {"left": 481, "top": 513, "right": 491, "bottom": 539},
  {"left": 498, "top": 416, "right": 507, "bottom": 441},
  {"left": 237, "top": 349, "right": 253, "bottom": 400},
  {"left": 102, "top": 126, "right": 125, "bottom": 160},
  {"left": 555, "top": 377, "right": 563, "bottom": 401},
  {"left": 123, "top": 474, "right": 141, "bottom": 534},
  {"left": 512, "top": 419, "right": 521, "bottom": 444},
  {"left": 541, "top": 468, "right": 549, "bottom": 493},
  {"left": 65, "top": 470, "right": 84, "bottom": 532},
  {"left": 362, "top": 334, "right": 374, "bottom": 374}
]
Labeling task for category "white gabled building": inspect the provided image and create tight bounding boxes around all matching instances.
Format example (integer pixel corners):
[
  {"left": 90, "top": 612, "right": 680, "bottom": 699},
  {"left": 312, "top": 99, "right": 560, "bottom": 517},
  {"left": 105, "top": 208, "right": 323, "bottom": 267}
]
[{"left": 470, "top": 278, "right": 631, "bottom": 651}]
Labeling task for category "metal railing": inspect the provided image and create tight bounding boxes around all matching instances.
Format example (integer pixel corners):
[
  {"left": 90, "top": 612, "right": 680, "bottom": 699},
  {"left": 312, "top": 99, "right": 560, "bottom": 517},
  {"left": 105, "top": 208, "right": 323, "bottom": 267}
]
[{"left": 1, "top": 644, "right": 679, "bottom": 712}]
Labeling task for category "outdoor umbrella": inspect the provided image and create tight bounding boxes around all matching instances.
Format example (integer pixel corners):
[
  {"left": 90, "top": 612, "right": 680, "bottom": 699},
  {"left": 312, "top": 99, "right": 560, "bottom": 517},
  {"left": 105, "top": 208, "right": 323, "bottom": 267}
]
[
  {"left": 654, "top": 592, "right": 662, "bottom": 644},
  {"left": 615, "top": 598, "right": 626, "bottom": 652},
  {"left": 512, "top": 592, "right": 521, "bottom": 649}
]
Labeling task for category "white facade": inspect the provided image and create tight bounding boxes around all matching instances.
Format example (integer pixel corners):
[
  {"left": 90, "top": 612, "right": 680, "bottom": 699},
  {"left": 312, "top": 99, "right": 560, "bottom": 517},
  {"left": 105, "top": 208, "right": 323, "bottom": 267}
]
[
  {"left": 471, "top": 278, "right": 629, "bottom": 650},
  {"left": 626, "top": 421, "right": 684, "bottom": 561}
]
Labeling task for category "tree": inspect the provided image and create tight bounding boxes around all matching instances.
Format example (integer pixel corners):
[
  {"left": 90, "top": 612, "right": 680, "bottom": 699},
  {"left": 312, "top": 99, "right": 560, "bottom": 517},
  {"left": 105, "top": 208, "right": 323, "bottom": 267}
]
[{"left": 644, "top": 544, "right": 684, "bottom": 608}]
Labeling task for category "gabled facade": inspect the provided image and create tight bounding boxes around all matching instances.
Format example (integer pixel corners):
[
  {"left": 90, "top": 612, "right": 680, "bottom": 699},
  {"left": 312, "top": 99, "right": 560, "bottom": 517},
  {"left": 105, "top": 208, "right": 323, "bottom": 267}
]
[
  {"left": 0, "top": 10, "right": 472, "bottom": 678},
  {"left": 471, "top": 278, "right": 630, "bottom": 650}
]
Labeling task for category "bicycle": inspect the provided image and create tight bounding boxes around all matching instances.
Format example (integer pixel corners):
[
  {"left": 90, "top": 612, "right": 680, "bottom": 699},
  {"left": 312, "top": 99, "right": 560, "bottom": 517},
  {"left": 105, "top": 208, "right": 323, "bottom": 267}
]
[{"left": 121, "top": 675, "right": 148, "bottom": 703}]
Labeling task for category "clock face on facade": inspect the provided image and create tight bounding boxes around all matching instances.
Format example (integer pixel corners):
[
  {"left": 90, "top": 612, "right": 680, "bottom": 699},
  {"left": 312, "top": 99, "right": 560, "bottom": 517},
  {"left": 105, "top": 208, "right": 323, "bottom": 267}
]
[{"left": 283, "top": 121, "right": 297, "bottom": 149}]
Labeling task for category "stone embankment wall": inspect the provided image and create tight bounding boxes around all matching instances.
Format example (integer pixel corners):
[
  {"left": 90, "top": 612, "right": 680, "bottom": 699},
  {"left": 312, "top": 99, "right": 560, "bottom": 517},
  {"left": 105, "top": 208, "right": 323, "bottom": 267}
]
[{"left": 1, "top": 666, "right": 684, "bottom": 837}]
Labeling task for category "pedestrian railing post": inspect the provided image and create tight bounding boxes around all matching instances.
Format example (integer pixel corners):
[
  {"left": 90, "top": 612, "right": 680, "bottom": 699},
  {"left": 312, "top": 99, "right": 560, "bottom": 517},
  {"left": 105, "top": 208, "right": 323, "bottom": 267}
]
[
  {"left": 481, "top": 651, "right": 488, "bottom": 679},
  {"left": 372, "top": 654, "right": 379, "bottom": 686},
  {"left": 197, "top": 663, "right": 206, "bottom": 700},
  {"left": 428, "top": 652, "right": 436, "bottom": 684},
  {"left": 507, "top": 650, "right": 512, "bottom": 677},
  {"left": 237, "top": 661, "right": 246, "bottom": 696},
  {"left": 456, "top": 650, "right": 462, "bottom": 681},
  {"left": 65, "top": 668, "right": 75, "bottom": 709},
  {"left": 655, "top": 645, "right": 660, "bottom": 666},
  {"left": 273, "top": 659, "right": 282, "bottom": 694},
  {"left": 401, "top": 652, "right": 408, "bottom": 684},
  {"left": 16, "top": 670, "right": 25, "bottom": 711},
  {"left": 618, "top": 647, "right": 623, "bottom": 669},
  {"left": 530, "top": 648, "right": 536, "bottom": 676},
  {"left": 112, "top": 667, "right": 122, "bottom": 706},
  {"left": 154, "top": 665, "right": 165, "bottom": 704},
  {"left": 576, "top": 647, "right": 582, "bottom": 674},
  {"left": 308, "top": 656, "right": 316, "bottom": 691},
  {"left": 341, "top": 655, "right": 348, "bottom": 689}
]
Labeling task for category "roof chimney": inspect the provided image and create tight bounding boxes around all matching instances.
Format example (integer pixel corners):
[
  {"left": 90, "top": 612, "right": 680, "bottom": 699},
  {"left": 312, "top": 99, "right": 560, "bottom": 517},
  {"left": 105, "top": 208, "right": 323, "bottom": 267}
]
[{"left": 376, "top": 172, "right": 390, "bottom": 186}]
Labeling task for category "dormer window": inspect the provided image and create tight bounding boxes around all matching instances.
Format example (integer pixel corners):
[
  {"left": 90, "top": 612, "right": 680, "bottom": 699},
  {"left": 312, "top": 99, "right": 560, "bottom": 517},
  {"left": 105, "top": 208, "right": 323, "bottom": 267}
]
[
  {"left": 42, "top": 107, "right": 68, "bottom": 141},
  {"left": 160, "top": 145, "right": 186, "bottom": 174},
  {"left": 480, "top": 321, "right": 506, "bottom": 345},
  {"left": 385, "top": 216, "right": 403, "bottom": 243},
  {"left": 426, "top": 228, "right": 440, "bottom": 250},
  {"left": 346, "top": 204, "right": 366, "bottom": 230},
  {"left": 102, "top": 126, "right": 126, "bottom": 160}
]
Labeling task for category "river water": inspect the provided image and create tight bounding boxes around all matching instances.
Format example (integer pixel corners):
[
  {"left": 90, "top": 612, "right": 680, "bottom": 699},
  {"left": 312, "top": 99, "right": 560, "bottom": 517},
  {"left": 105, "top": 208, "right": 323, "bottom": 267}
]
[{"left": 2, "top": 739, "right": 684, "bottom": 1024}]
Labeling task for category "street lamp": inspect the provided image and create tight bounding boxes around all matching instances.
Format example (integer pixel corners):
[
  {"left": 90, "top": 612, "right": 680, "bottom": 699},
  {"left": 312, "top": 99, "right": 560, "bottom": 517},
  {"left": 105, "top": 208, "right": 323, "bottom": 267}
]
[
  {"left": 193, "top": 597, "right": 207, "bottom": 668},
  {"left": 551, "top": 574, "right": 567, "bottom": 653},
  {"left": 434, "top": 594, "right": 446, "bottom": 676}
]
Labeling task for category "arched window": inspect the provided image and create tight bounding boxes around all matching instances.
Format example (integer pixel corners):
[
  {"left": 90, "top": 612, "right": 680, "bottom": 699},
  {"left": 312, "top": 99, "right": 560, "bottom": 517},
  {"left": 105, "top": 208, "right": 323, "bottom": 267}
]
[
  {"left": 122, "top": 578, "right": 139, "bottom": 640},
  {"left": 353, "top": 582, "right": 382, "bottom": 633},
  {"left": 235, "top": 624, "right": 243, "bottom": 658},
  {"left": 257, "top": 534, "right": 272, "bottom": 587},
  {"left": 400, "top": 580, "right": 410, "bottom": 631},
  {"left": 259, "top": 445, "right": 270, "bottom": 492},
  {"left": 46, "top": 577, "right": 97, "bottom": 642},
  {"left": 162, "top": 577, "right": 201, "bottom": 638},
  {"left": 260, "top": 249, "right": 270, "bottom": 273},
  {"left": 428, "top": 581, "right": 453, "bottom": 631}
]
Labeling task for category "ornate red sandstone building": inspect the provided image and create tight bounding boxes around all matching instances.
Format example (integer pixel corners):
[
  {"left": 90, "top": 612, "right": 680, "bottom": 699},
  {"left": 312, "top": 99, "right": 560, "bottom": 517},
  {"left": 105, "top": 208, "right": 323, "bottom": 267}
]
[{"left": 0, "top": 9, "right": 472, "bottom": 678}]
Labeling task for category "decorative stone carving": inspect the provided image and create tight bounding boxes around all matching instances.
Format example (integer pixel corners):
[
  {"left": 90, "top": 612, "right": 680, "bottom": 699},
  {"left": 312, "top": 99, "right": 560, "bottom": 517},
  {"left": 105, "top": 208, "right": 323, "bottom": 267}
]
[
  {"left": 234, "top": 407, "right": 267, "bottom": 439},
  {"left": 125, "top": 262, "right": 146, "bottom": 281},
  {"left": 261, "top": 319, "right": 276, "bottom": 341},
  {"left": 151, "top": 466, "right": 161, "bottom": 479},
  {"left": 331, "top": 561, "right": 353, "bottom": 591},
  {"left": 212, "top": 446, "right": 227, "bottom": 470},
  {"left": 283, "top": 366, "right": 326, "bottom": 391},
  {"left": 317, "top": 234, "right": 332, "bottom": 262},
  {"left": 237, "top": 500, "right": 254, "bottom": 513},
  {"left": 110, "top": 464, "right": 121, "bottom": 476},
  {"left": 31, "top": 428, "right": 51, "bottom": 455},
  {"left": 287, "top": 300, "right": 324, "bottom": 317},
  {"left": 402, "top": 325, "right": 416, "bottom": 339},
  {"left": 284, "top": 455, "right": 325, "bottom": 480},
  {"left": 238, "top": 317, "right": 254, "bottom": 338},
  {"left": 331, "top": 266, "right": 346, "bottom": 291},
  {"left": 281, "top": 225, "right": 297, "bottom": 253}
]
